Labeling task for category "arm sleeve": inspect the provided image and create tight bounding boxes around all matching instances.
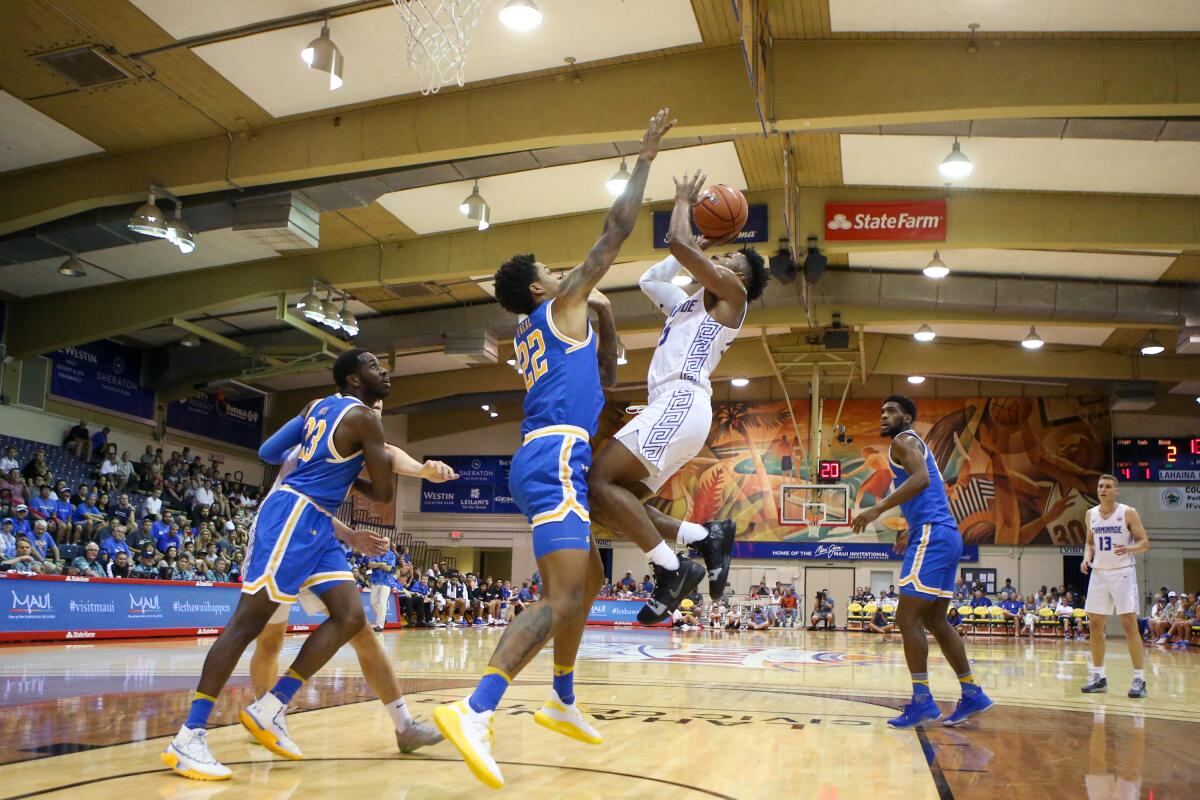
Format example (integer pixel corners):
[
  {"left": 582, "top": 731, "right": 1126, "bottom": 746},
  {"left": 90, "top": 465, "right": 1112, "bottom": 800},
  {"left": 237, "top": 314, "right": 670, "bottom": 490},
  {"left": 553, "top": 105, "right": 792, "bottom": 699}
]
[
  {"left": 639, "top": 255, "right": 690, "bottom": 315},
  {"left": 258, "top": 415, "right": 305, "bottom": 464}
]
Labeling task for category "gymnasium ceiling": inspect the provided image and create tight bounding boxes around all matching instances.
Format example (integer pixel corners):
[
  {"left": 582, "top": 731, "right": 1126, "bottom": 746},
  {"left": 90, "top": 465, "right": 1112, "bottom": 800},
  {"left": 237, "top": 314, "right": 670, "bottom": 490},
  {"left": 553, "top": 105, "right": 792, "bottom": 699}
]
[{"left": 1, "top": 0, "right": 1200, "bottom": 429}]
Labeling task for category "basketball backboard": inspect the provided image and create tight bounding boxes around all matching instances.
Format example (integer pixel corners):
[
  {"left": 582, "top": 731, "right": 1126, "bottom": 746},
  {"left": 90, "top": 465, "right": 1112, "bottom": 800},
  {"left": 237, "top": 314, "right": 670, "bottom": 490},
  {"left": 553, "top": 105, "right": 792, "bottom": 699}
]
[{"left": 780, "top": 483, "right": 850, "bottom": 526}]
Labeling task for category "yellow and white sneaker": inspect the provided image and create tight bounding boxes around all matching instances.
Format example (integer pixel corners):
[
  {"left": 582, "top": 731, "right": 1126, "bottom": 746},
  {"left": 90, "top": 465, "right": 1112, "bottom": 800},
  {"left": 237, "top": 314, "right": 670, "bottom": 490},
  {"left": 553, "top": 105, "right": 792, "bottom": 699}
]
[
  {"left": 161, "top": 725, "right": 232, "bottom": 781},
  {"left": 533, "top": 690, "right": 603, "bottom": 745},
  {"left": 433, "top": 699, "right": 503, "bottom": 789},
  {"left": 239, "top": 694, "right": 302, "bottom": 760}
]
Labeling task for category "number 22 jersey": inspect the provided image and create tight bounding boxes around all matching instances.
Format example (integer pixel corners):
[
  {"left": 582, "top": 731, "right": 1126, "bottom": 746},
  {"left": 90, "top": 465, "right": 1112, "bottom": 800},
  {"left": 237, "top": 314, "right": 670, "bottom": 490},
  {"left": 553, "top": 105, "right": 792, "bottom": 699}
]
[{"left": 514, "top": 299, "right": 603, "bottom": 439}]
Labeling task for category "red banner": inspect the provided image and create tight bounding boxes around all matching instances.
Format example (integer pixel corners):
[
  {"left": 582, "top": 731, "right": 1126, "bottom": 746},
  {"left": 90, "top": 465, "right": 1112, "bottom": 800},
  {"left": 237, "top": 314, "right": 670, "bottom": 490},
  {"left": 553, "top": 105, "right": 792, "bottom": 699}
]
[{"left": 824, "top": 200, "right": 947, "bottom": 241}]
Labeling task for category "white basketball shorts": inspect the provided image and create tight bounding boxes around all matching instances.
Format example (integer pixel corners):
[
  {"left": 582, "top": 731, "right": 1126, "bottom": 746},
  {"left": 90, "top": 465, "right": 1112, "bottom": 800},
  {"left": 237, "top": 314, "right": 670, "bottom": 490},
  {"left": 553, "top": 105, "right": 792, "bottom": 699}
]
[
  {"left": 615, "top": 381, "right": 712, "bottom": 493},
  {"left": 267, "top": 587, "right": 328, "bottom": 624},
  {"left": 1083, "top": 566, "right": 1139, "bottom": 616}
]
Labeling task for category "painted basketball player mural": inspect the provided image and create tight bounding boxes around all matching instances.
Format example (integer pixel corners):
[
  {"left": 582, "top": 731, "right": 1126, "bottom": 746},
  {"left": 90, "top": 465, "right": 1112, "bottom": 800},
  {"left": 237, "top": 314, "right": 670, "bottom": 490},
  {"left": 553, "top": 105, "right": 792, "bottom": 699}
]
[{"left": 594, "top": 396, "right": 1109, "bottom": 548}]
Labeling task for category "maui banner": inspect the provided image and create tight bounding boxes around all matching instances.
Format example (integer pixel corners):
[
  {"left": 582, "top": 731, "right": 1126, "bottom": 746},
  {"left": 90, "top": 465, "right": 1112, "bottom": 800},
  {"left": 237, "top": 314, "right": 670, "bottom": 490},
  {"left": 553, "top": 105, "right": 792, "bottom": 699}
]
[
  {"left": 46, "top": 339, "right": 155, "bottom": 422},
  {"left": 166, "top": 392, "right": 265, "bottom": 450},
  {"left": 594, "top": 397, "right": 1109, "bottom": 553},
  {"left": 1, "top": 574, "right": 398, "bottom": 643},
  {"left": 586, "top": 597, "right": 668, "bottom": 626},
  {"left": 733, "top": 541, "right": 980, "bottom": 561},
  {"left": 420, "top": 456, "right": 520, "bottom": 514}
]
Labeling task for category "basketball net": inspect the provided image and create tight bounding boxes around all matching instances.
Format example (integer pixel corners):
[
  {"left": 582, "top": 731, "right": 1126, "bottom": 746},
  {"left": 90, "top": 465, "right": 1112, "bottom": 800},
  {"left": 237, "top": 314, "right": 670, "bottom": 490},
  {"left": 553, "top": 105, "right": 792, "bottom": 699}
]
[
  {"left": 803, "top": 502, "right": 825, "bottom": 540},
  {"left": 391, "top": 0, "right": 487, "bottom": 94}
]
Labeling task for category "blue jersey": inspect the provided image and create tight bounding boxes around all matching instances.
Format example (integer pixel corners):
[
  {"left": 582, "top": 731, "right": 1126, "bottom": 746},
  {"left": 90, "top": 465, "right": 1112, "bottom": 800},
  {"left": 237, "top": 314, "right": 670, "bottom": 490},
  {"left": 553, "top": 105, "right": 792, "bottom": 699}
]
[
  {"left": 888, "top": 430, "right": 957, "bottom": 530},
  {"left": 515, "top": 299, "right": 604, "bottom": 438},
  {"left": 281, "top": 393, "right": 367, "bottom": 511}
]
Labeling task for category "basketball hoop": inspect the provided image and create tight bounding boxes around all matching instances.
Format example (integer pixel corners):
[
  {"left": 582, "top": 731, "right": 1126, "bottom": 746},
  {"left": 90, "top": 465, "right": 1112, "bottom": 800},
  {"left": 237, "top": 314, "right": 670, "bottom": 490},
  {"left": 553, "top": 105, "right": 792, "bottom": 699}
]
[
  {"left": 802, "top": 502, "right": 825, "bottom": 540},
  {"left": 392, "top": 0, "right": 487, "bottom": 94}
]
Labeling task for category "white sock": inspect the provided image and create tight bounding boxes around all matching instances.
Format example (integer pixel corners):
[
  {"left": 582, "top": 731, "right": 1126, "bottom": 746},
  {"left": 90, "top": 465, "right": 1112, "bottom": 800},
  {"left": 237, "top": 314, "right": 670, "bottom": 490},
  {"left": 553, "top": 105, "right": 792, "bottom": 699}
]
[
  {"left": 676, "top": 521, "right": 709, "bottom": 546},
  {"left": 1092, "top": 665, "right": 1106, "bottom": 678},
  {"left": 647, "top": 541, "right": 680, "bottom": 571},
  {"left": 385, "top": 697, "right": 412, "bottom": 732},
  {"left": 1132, "top": 669, "right": 1144, "bottom": 680}
]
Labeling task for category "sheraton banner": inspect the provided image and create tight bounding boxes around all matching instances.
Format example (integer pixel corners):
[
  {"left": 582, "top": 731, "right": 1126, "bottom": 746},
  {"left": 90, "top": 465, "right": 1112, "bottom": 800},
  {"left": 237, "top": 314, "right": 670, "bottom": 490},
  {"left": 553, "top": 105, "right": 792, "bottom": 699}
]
[
  {"left": 419, "top": 456, "right": 520, "bottom": 514},
  {"left": 824, "top": 200, "right": 947, "bottom": 242},
  {"left": 46, "top": 339, "right": 156, "bottom": 422}
]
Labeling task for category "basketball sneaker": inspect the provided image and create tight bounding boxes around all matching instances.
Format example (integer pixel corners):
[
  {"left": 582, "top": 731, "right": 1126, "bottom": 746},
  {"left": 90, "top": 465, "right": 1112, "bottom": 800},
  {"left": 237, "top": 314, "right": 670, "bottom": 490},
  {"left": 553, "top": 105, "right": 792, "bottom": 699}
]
[
  {"left": 689, "top": 519, "right": 736, "bottom": 600},
  {"left": 395, "top": 719, "right": 444, "bottom": 753},
  {"left": 1080, "top": 676, "right": 1108, "bottom": 693},
  {"left": 886, "top": 697, "right": 942, "bottom": 729},
  {"left": 533, "top": 690, "right": 603, "bottom": 745},
  {"left": 239, "top": 693, "right": 302, "bottom": 760},
  {"left": 1127, "top": 678, "right": 1147, "bottom": 698},
  {"left": 434, "top": 699, "right": 503, "bottom": 789},
  {"left": 941, "top": 691, "right": 994, "bottom": 726},
  {"left": 161, "top": 726, "right": 232, "bottom": 781},
  {"left": 637, "top": 560, "right": 706, "bottom": 625}
]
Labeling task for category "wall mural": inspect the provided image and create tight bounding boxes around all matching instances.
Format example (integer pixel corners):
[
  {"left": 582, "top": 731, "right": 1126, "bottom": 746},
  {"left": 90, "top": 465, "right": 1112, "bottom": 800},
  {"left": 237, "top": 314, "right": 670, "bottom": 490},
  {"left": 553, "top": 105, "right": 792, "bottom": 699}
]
[{"left": 593, "top": 397, "right": 1110, "bottom": 547}]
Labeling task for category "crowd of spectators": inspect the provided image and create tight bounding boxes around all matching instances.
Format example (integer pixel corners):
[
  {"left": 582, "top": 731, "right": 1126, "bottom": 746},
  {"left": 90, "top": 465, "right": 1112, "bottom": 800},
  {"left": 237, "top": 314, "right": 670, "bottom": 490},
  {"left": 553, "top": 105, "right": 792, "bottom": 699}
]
[{"left": 1143, "top": 588, "right": 1199, "bottom": 647}]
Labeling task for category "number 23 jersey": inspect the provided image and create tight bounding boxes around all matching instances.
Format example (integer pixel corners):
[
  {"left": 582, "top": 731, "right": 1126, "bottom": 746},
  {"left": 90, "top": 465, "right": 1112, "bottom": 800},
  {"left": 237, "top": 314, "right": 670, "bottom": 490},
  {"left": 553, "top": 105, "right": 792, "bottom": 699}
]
[{"left": 514, "top": 299, "right": 603, "bottom": 439}]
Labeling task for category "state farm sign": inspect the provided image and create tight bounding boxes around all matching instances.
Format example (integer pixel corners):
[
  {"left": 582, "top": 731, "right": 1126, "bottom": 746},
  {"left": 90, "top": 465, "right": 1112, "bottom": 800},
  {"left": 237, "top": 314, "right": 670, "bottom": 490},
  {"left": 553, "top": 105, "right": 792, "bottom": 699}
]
[{"left": 824, "top": 200, "right": 946, "bottom": 242}]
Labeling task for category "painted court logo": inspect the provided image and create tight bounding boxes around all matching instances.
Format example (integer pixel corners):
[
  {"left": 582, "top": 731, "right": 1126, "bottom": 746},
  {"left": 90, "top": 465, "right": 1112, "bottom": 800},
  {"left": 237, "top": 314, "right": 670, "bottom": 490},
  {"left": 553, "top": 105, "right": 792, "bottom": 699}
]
[{"left": 577, "top": 642, "right": 887, "bottom": 670}]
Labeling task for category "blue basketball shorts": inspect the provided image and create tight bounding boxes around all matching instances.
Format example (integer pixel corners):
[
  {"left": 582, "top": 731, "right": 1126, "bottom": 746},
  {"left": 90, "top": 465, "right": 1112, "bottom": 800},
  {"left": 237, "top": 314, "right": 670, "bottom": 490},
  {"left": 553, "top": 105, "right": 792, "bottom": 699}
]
[
  {"left": 509, "top": 425, "right": 592, "bottom": 560},
  {"left": 241, "top": 487, "right": 353, "bottom": 603},
  {"left": 898, "top": 523, "right": 963, "bottom": 600}
]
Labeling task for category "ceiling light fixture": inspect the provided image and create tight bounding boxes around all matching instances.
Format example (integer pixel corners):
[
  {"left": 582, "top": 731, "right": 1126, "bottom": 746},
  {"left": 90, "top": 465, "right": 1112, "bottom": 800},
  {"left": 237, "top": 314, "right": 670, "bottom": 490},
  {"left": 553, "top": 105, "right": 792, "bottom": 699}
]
[
  {"left": 907, "top": 375, "right": 926, "bottom": 384},
  {"left": 320, "top": 291, "right": 342, "bottom": 330},
  {"left": 498, "top": 0, "right": 543, "bottom": 31},
  {"left": 1139, "top": 334, "right": 1165, "bottom": 356},
  {"left": 939, "top": 138, "right": 973, "bottom": 180},
  {"left": 489, "top": 410, "right": 499, "bottom": 418},
  {"left": 671, "top": 273, "right": 693, "bottom": 287},
  {"left": 460, "top": 182, "right": 490, "bottom": 230},
  {"left": 606, "top": 158, "right": 630, "bottom": 196},
  {"left": 128, "top": 190, "right": 168, "bottom": 238},
  {"left": 913, "top": 324, "right": 937, "bottom": 342},
  {"left": 164, "top": 205, "right": 195, "bottom": 254},
  {"left": 616, "top": 345, "right": 628, "bottom": 366},
  {"left": 301, "top": 21, "right": 343, "bottom": 90},
  {"left": 338, "top": 298, "right": 359, "bottom": 337},
  {"left": 923, "top": 251, "right": 950, "bottom": 279},
  {"left": 297, "top": 284, "right": 324, "bottom": 322},
  {"left": 731, "top": 377, "right": 750, "bottom": 387},
  {"left": 506, "top": 357, "right": 517, "bottom": 366},
  {"left": 57, "top": 256, "right": 87, "bottom": 278},
  {"left": 1021, "top": 327, "right": 1045, "bottom": 350},
  {"left": 180, "top": 333, "right": 202, "bottom": 348},
  {"left": 481, "top": 404, "right": 491, "bottom": 411}
]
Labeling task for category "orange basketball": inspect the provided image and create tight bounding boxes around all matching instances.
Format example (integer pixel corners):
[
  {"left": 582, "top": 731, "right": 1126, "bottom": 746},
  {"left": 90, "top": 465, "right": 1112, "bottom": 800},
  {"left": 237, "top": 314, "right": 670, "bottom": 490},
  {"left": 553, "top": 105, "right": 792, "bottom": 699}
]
[{"left": 693, "top": 184, "right": 748, "bottom": 240}]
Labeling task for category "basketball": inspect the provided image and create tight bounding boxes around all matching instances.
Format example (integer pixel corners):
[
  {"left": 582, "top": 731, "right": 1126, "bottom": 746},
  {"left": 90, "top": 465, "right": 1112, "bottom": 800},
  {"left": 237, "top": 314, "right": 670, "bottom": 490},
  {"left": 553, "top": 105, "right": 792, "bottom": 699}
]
[{"left": 693, "top": 184, "right": 748, "bottom": 240}]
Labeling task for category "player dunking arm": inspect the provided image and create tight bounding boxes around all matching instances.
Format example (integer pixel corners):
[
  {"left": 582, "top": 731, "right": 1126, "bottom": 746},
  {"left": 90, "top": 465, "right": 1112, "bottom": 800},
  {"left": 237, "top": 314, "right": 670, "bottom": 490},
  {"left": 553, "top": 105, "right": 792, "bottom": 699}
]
[
  {"left": 851, "top": 395, "right": 994, "bottom": 728},
  {"left": 434, "top": 108, "right": 675, "bottom": 790},
  {"left": 588, "top": 170, "right": 768, "bottom": 624},
  {"left": 1080, "top": 473, "right": 1150, "bottom": 698},
  {"left": 163, "top": 349, "right": 395, "bottom": 780},
  {"left": 249, "top": 402, "right": 459, "bottom": 754}
]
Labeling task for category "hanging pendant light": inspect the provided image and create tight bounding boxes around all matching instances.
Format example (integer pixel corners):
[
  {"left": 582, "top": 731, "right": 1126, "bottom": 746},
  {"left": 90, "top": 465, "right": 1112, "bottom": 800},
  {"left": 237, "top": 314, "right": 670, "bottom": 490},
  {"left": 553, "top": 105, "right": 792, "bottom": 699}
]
[
  {"left": 1021, "top": 327, "right": 1045, "bottom": 350},
  {"left": 606, "top": 158, "right": 630, "bottom": 196},
  {"left": 320, "top": 292, "right": 342, "bottom": 329},
  {"left": 129, "top": 190, "right": 169, "bottom": 238},
  {"left": 923, "top": 250, "right": 950, "bottom": 279},
  {"left": 164, "top": 206, "right": 195, "bottom": 254},
  {"left": 57, "top": 256, "right": 87, "bottom": 278},
  {"left": 1139, "top": 334, "right": 1164, "bottom": 356},
  {"left": 301, "top": 21, "right": 343, "bottom": 90},
  {"left": 939, "top": 138, "right": 973, "bottom": 179},
  {"left": 499, "top": 0, "right": 542, "bottom": 31},
  {"left": 913, "top": 324, "right": 936, "bottom": 342},
  {"left": 339, "top": 298, "right": 359, "bottom": 337},
  {"left": 297, "top": 284, "right": 324, "bottom": 322}
]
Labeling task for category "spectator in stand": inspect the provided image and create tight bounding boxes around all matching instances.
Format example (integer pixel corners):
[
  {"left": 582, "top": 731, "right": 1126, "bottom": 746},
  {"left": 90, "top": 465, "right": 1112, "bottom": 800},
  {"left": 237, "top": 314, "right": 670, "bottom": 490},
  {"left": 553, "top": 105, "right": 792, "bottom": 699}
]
[
  {"left": 71, "top": 542, "right": 106, "bottom": 577},
  {"left": 73, "top": 493, "right": 104, "bottom": 540},
  {"left": 211, "top": 558, "right": 231, "bottom": 582},
  {"left": 90, "top": 427, "right": 110, "bottom": 462},
  {"left": 1001, "top": 577, "right": 1019, "bottom": 597},
  {"left": 809, "top": 592, "right": 835, "bottom": 630},
  {"left": 112, "top": 494, "right": 137, "bottom": 528},
  {"left": 64, "top": 421, "right": 89, "bottom": 460},
  {"left": 1021, "top": 595, "right": 1039, "bottom": 636},
  {"left": 779, "top": 588, "right": 799, "bottom": 627},
  {"left": 998, "top": 591, "right": 1024, "bottom": 636},
  {"left": 619, "top": 571, "right": 636, "bottom": 591},
  {"left": 112, "top": 452, "right": 136, "bottom": 492},
  {"left": 156, "top": 522, "right": 184, "bottom": 556},
  {"left": 141, "top": 488, "right": 162, "bottom": 520},
  {"left": 969, "top": 588, "right": 993, "bottom": 609},
  {"left": 868, "top": 604, "right": 896, "bottom": 634},
  {"left": 1162, "top": 596, "right": 1195, "bottom": 647},
  {"left": 211, "top": 483, "right": 232, "bottom": 518},
  {"left": 640, "top": 574, "right": 655, "bottom": 595},
  {"left": 101, "top": 524, "right": 132, "bottom": 561},
  {"left": 2, "top": 537, "right": 44, "bottom": 574},
  {"left": 131, "top": 545, "right": 159, "bottom": 579},
  {"left": 191, "top": 479, "right": 215, "bottom": 514},
  {"left": 109, "top": 550, "right": 132, "bottom": 579},
  {"left": 157, "top": 545, "right": 179, "bottom": 579},
  {"left": 22, "top": 450, "right": 49, "bottom": 483},
  {"left": 1, "top": 471, "right": 27, "bottom": 507},
  {"left": 366, "top": 546, "right": 400, "bottom": 632},
  {"left": 11, "top": 504, "right": 33, "bottom": 539},
  {"left": 1056, "top": 592, "right": 1082, "bottom": 639},
  {"left": 30, "top": 485, "right": 57, "bottom": 530},
  {"left": 408, "top": 575, "right": 435, "bottom": 627},
  {"left": 1146, "top": 594, "right": 1172, "bottom": 641},
  {"left": 129, "top": 518, "right": 154, "bottom": 552},
  {"left": 444, "top": 574, "right": 471, "bottom": 626},
  {"left": 139, "top": 444, "right": 156, "bottom": 469},
  {"left": 0, "top": 447, "right": 18, "bottom": 473},
  {"left": 53, "top": 491, "right": 76, "bottom": 543},
  {"left": 172, "top": 553, "right": 200, "bottom": 581},
  {"left": 29, "top": 519, "right": 59, "bottom": 566},
  {"left": 947, "top": 606, "right": 966, "bottom": 636},
  {"left": 746, "top": 606, "right": 771, "bottom": 631}
]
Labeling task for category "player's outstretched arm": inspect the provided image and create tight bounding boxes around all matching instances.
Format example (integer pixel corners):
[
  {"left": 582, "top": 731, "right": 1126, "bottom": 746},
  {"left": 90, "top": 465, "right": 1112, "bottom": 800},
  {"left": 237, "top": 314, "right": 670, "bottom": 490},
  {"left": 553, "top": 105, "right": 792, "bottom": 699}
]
[
  {"left": 346, "top": 406, "right": 394, "bottom": 504},
  {"left": 332, "top": 519, "right": 389, "bottom": 556},
  {"left": 385, "top": 443, "right": 460, "bottom": 482},
  {"left": 667, "top": 172, "right": 747, "bottom": 306},
  {"left": 555, "top": 109, "right": 674, "bottom": 328}
]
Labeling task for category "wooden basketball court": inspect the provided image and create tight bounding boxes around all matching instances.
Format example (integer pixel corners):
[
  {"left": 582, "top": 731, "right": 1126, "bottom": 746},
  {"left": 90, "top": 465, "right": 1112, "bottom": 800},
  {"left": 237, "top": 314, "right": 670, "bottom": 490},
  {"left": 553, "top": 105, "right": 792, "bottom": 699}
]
[{"left": 0, "top": 627, "right": 1193, "bottom": 799}]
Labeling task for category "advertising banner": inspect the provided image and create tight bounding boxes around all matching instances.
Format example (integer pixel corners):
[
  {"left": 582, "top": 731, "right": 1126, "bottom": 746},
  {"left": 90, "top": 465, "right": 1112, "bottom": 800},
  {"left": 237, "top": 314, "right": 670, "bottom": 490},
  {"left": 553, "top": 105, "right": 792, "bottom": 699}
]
[
  {"left": 46, "top": 339, "right": 155, "bottom": 421},
  {"left": 732, "top": 541, "right": 979, "bottom": 561},
  {"left": 824, "top": 199, "right": 947, "bottom": 242},
  {"left": 0, "top": 574, "right": 398, "bottom": 642},
  {"left": 586, "top": 597, "right": 668, "bottom": 626},
  {"left": 653, "top": 203, "right": 768, "bottom": 248},
  {"left": 1158, "top": 485, "right": 1200, "bottom": 512},
  {"left": 420, "top": 456, "right": 520, "bottom": 514},
  {"left": 166, "top": 392, "right": 265, "bottom": 450}
]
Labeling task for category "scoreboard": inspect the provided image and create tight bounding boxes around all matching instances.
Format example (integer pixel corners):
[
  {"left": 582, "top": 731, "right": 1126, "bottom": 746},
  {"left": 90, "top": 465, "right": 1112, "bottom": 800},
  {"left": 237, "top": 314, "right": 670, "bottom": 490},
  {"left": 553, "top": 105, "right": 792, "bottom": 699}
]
[{"left": 1113, "top": 437, "right": 1200, "bottom": 482}]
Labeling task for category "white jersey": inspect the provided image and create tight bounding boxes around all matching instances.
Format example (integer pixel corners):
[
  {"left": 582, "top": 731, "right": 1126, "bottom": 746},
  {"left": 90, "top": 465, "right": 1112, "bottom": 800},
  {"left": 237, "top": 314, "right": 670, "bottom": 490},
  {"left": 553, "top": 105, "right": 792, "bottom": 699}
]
[
  {"left": 646, "top": 288, "right": 743, "bottom": 398},
  {"left": 1087, "top": 503, "right": 1136, "bottom": 570}
]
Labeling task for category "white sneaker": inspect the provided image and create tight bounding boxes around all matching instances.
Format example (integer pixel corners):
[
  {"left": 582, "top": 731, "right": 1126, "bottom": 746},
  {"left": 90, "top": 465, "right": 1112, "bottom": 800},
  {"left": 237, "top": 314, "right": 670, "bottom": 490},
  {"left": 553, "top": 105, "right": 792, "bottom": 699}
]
[
  {"left": 239, "top": 693, "right": 302, "bottom": 760},
  {"left": 533, "top": 689, "right": 603, "bottom": 745},
  {"left": 161, "top": 725, "right": 232, "bottom": 780},
  {"left": 433, "top": 699, "right": 503, "bottom": 789}
]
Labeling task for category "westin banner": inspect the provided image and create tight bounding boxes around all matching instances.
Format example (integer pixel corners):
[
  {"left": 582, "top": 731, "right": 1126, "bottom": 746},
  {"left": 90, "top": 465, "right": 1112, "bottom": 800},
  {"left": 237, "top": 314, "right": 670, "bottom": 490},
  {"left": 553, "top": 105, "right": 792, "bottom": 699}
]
[
  {"left": 420, "top": 456, "right": 520, "bottom": 514},
  {"left": 47, "top": 339, "right": 155, "bottom": 421},
  {"left": 167, "top": 392, "right": 266, "bottom": 450}
]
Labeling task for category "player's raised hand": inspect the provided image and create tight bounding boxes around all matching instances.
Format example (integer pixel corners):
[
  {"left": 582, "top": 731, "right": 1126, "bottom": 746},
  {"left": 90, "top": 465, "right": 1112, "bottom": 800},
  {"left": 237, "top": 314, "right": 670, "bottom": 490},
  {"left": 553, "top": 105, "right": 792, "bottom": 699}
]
[
  {"left": 638, "top": 108, "right": 675, "bottom": 160},
  {"left": 421, "top": 460, "right": 458, "bottom": 483},
  {"left": 345, "top": 528, "right": 389, "bottom": 556},
  {"left": 673, "top": 170, "right": 706, "bottom": 205}
]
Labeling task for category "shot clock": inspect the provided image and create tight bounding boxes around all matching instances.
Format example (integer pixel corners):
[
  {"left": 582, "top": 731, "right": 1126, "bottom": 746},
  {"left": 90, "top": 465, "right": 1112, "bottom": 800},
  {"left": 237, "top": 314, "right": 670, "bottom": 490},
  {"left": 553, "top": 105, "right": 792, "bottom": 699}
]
[{"left": 1112, "top": 437, "right": 1200, "bottom": 482}]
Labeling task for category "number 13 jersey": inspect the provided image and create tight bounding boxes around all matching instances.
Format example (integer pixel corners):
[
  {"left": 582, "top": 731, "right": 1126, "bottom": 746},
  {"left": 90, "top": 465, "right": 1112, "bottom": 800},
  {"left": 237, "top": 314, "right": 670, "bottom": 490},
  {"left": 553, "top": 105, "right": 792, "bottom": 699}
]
[
  {"left": 514, "top": 299, "right": 603, "bottom": 439},
  {"left": 1087, "top": 503, "right": 1136, "bottom": 570}
]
